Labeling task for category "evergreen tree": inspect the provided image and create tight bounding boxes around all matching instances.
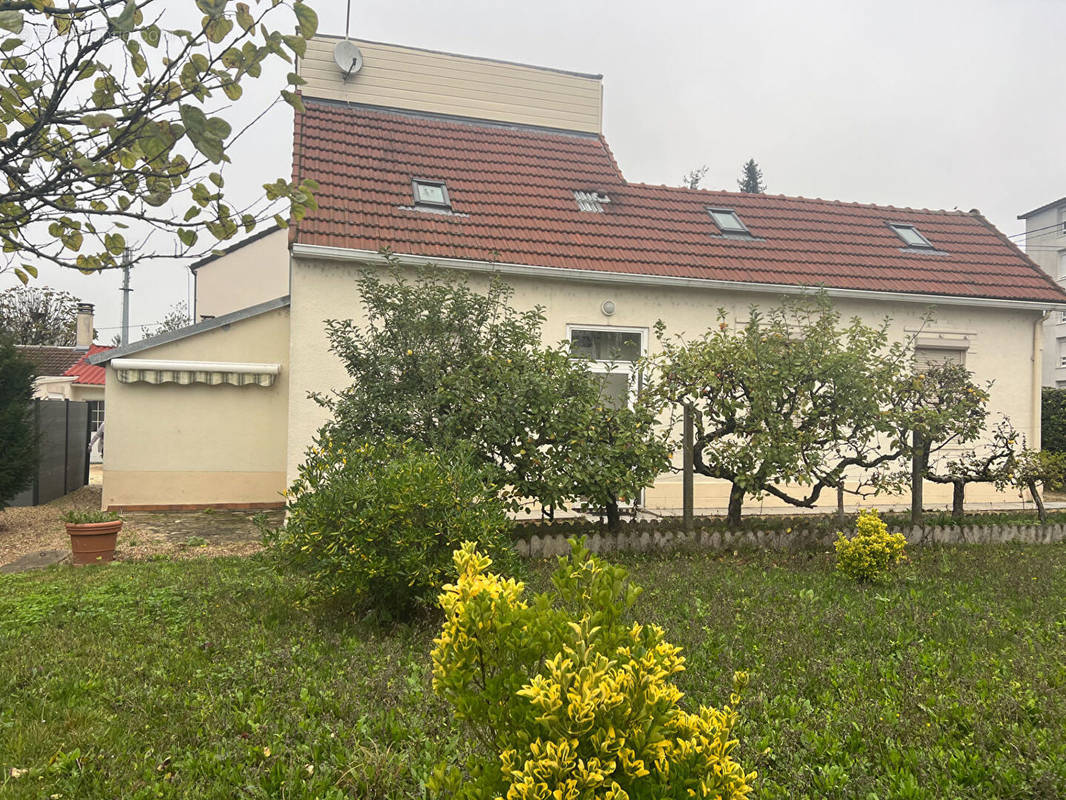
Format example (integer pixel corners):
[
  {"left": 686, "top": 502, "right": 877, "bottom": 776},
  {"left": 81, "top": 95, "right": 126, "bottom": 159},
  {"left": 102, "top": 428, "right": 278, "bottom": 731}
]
[
  {"left": 0, "top": 338, "right": 37, "bottom": 510},
  {"left": 737, "top": 159, "right": 766, "bottom": 193}
]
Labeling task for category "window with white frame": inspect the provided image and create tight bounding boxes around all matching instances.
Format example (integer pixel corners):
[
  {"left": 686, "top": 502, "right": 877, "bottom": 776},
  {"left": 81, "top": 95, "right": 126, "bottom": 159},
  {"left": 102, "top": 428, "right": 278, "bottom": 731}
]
[
  {"left": 1058, "top": 251, "right": 1066, "bottom": 281},
  {"left": 87, "top": 400, "right": 104, "bottom": 433},
  {"left": 568, "top": 325, "right": 646, "bottom": 408}
]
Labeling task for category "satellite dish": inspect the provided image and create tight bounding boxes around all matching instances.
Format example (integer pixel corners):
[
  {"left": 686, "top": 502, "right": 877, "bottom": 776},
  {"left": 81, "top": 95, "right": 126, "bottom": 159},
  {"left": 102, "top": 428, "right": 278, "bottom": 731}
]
[{"left": 333, "top": 39, "right": 363, "bottom": 79}]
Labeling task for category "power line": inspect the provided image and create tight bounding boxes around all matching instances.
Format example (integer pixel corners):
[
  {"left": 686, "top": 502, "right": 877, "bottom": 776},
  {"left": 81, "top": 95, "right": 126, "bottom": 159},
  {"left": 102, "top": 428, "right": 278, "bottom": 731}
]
[
  {"left": 1008, "top": 220, "right": 1064, "bottom": 239},
  {"left": 95, "top": 320, "right": 174, "bottom": 330}
]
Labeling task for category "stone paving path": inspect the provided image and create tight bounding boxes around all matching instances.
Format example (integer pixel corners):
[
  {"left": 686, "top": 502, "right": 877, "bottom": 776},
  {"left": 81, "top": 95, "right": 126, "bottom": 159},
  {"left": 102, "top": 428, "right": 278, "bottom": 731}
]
[{"left": 0, "top": 549, "right": 69, "bottom": 574}]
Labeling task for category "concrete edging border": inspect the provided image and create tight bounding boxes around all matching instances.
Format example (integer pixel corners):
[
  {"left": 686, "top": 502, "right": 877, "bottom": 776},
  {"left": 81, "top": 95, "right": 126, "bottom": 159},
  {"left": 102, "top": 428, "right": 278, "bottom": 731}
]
[{"left": 514, "top": 523, "right": 1066, "bottom": 558}]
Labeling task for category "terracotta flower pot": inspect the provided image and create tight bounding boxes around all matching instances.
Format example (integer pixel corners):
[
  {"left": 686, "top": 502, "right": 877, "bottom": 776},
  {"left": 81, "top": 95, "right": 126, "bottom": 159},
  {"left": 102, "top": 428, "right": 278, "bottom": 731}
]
[{"left": 66, "top": 520, "right": 122, "bottom": 566}]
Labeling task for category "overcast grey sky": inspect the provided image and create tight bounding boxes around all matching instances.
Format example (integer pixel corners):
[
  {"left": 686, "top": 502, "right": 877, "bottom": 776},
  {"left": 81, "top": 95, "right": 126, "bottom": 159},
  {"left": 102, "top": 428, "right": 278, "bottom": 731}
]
[{"left": 7, "top": 0, "right": 1066, "bottom": 338}]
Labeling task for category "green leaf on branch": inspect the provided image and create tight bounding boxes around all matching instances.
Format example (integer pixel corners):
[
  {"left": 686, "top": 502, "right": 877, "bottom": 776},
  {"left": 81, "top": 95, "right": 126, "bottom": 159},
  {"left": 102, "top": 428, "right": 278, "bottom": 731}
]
[
  {"left": 282, "top": 35, "right": 306, "bottom": 58},
  {"left": 281, "top": 90, "right": 305, "bottom": 113},
  {"left": 111, "top": 1, "right": 137, "bottom": 34},
  {"left": 0, "top": 11, "right": 24, "bottom": 34},
  {"left": 104, "top": 233, "right": 126, "bottom": 255},
  {"left": 203, "top": 15, "right": 233, "bottom": 44},
  {"left": 80, "top": 112, "right": 117, "bottom": 129},
  {"left": 293, "top": 3, "right": 318, "bottom": 38},
  {"left": 235, "top": 3, "right": 255, "bottom": 33}
]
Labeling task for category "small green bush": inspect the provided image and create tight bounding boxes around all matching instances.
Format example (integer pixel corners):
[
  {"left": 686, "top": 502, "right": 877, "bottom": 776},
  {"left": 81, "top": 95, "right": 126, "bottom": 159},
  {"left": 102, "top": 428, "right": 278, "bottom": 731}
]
[
  {"left": 1042, "top": 387, "right": 1066, "bottom": 453},
  {"left": 430, "top": 539, "right": 755, "bottom": 800},
  {"left": 834, "top": 509, "right": 907, "bottom": 582},
  {"left": 268, "top": 438, "right": 514, "bottom": 617},
  {"left": 61, "top": 509, "right": 120, "bottom": 524}
]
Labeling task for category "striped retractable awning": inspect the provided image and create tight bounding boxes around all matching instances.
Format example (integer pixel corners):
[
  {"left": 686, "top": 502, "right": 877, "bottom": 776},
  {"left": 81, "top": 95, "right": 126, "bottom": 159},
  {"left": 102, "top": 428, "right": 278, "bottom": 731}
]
[{"left": 111, "top": 358, "right": 281, "bottom": 387}]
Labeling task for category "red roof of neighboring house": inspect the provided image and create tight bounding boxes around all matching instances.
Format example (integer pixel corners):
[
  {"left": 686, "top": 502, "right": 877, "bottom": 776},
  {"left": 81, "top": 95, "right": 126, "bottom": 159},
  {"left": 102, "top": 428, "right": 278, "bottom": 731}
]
[
  {"left": 292, "top": 100, "right": 1066, "bottom": 304},
  {"left": 63, "top": 344, "right": 112, "bottom": 385}
]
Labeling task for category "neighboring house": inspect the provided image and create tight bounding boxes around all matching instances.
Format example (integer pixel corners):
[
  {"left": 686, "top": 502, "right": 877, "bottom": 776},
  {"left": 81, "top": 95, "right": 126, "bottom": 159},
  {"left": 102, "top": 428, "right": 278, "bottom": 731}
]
[
  {"left": 1018, "top": 197, "right": 1066, "bottom": 386},
  {"left": 189, "top": 225, "right": 290, "bottom": 322},
  {"left": 17, "top": 304, "right": 111, "bottom": 462},
  {"left": 90, "top": 37, "right": 1066, "bottom": 512}
]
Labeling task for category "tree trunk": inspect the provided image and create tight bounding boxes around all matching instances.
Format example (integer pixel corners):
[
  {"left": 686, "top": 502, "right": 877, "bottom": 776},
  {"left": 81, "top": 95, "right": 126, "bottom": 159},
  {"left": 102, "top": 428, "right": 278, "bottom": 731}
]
[
  {"left": 727, "top": 483, "right": 744, "bottom": 528},
  {"left": 836, "top": 482, "right": 845, "bottom": 523},
  {"left": 910, "top": 435, "right": 926, "bottom": 526},
  {"left": 952, "top": 480, "right": 965, "bottom": 521},
  {"left": 605, "top": 498, "right": 622, "bottom": 531},
  {"left": 1028, "top": 479, "right": 1047, "bottom": 525},
  {"left": 683, "top": 404, "right": 694, "bottom": 532}
]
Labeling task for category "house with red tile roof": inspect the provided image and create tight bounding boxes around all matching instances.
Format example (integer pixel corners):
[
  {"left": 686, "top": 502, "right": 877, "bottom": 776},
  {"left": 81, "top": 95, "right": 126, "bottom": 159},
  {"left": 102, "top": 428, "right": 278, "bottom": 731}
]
[{"left": 90, "top": 37, "right": 1066, "bottom": 512}]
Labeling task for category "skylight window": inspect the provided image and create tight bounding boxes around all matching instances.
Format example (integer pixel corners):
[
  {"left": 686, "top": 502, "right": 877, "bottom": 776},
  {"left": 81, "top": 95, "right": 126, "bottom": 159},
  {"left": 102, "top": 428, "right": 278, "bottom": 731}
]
[
  {"left": 889, "top": 223, "right": 934, "bottom": 249},
  {"left": 412, "top": 179, "right": 450, "bottom": 209},
  {"left": 707, "top": 207, "right": 750, "bottom": 236}
]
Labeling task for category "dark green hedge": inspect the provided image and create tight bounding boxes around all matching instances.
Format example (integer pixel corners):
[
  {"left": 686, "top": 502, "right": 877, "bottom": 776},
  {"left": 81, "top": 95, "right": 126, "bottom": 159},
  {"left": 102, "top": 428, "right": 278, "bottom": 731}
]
[{"left": 1043, "top": 387, "right": 1066, "bottom": 452}]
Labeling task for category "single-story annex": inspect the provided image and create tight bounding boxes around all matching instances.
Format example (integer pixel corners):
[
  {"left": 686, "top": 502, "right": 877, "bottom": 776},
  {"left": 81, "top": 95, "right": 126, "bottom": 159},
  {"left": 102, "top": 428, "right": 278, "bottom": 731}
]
[{"left": 90, "top": 36, "right": 1066, "bottom": 512}]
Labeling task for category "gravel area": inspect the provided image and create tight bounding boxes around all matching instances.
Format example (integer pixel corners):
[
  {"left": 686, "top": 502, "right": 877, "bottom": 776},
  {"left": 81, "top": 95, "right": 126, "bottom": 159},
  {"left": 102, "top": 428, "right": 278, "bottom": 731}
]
[{"left": 0, "top": 487, "right": 281, "bottom": 569}]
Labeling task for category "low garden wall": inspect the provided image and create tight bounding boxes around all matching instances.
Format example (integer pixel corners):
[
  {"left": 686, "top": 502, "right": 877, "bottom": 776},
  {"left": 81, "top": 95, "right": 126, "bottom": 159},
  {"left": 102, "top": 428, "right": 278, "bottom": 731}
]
[{"left": 514, "top": 521, "right": 1066, "bottom": 558}]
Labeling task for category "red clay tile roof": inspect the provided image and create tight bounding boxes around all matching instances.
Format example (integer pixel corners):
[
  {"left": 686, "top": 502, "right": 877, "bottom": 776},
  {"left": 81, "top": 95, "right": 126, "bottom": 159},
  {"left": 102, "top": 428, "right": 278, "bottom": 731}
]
[
  {"left": 15, "top": 345, "right": 84, "bottom": 377},
  {"left": 63, "top": 344, "right": 112, "bottom": 385},
  {"left": 293, "top": 100, "right": 1066, "bottom": 304}
]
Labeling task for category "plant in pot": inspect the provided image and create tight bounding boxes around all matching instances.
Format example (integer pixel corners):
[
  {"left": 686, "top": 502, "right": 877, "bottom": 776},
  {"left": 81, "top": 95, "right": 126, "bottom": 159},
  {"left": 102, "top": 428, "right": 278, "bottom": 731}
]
[{"left": 61, "top": 510, "right": 122, "bottom": 566}]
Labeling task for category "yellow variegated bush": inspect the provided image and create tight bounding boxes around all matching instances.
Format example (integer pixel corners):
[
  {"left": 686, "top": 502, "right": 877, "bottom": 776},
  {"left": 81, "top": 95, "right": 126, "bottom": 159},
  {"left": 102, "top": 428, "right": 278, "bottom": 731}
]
[
  {"left": 430, "top": 539, "right": 755, "bottom": 800},
  {"left": 834, "top": 509, "right": 907, "bottom": 582}
]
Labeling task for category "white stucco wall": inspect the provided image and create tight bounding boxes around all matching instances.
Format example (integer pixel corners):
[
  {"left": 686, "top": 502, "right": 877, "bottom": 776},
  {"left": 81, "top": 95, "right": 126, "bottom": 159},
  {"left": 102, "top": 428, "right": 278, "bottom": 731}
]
[
  {"left": 31, "top": 378, "right": 103, "bottom": 403},
  {"left": 287, "top": 255, "right": 1043, "bottom": 513},
  {"left": 102, "top": 306, "right": 290, "bottom": 509},
  {"left": 193, "top": 228, "right": 290, "bottom": 321},
  {"left": 1022, "top": 203, "right": 1066, "bottom": 386}
]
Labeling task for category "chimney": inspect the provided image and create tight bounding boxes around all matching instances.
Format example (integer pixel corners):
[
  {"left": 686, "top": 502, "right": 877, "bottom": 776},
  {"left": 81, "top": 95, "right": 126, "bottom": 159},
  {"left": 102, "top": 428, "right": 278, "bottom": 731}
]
[{"left": 76, "top": 303, "right": 94, "bottom": 349}]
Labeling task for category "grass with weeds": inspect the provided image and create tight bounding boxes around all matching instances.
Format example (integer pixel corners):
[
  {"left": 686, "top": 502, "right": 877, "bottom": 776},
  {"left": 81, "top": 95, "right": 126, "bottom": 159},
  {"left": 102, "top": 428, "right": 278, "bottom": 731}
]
[{"left": 1, "top": 546, "right": 1065, "bottom": 798}]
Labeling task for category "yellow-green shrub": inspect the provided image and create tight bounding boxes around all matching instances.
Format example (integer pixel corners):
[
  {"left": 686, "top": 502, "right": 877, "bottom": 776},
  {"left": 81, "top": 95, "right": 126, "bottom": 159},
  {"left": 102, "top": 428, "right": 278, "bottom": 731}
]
[
  {"left": 834, "top": 509, "right": 907, "bottom": 581},
  {"left": 430, "top": 539, "right": 755, "bottom": 800}
]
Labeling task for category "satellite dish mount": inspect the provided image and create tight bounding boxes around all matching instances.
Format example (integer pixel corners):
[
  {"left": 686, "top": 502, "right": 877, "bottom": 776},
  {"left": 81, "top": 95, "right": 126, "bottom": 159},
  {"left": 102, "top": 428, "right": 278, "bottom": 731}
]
[{"left": 333, "top": 1, "right": 363, "bottom": 80}]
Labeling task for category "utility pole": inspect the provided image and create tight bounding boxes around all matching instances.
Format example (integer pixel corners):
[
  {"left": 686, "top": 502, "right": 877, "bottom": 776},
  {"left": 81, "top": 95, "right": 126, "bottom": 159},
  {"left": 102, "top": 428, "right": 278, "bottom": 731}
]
[{"left": 120, "top": 249, "right": 132, "bottom": 346}]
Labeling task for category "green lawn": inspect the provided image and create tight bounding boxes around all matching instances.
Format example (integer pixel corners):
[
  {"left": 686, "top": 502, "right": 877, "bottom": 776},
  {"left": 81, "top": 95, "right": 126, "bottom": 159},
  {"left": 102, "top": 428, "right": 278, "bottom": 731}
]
[{"left": 1, "top": 546, "right": 1065, "bottom": 799}]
